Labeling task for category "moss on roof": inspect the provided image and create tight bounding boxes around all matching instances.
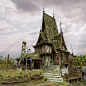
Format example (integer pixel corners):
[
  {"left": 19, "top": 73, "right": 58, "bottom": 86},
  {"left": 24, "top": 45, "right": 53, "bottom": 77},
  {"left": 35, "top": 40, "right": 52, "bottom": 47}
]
[
  {"left": 43, "top": 13, "right": 63, "bottom": 52},
  {"left": 53, "top": 34, "right": 62, "bottom": 49},
  {"left": 43, "top": 13, "right": 58, "bottom": 43},
  {"left": 61, "top": 49, "right": 70, "bottom": 53},
  {"left": 16, "top": 52, "right": 41, "bottom": 60},
  {"left": 40, "top": 32, "right": 47, "bottom": 41},
  {"left": 29, "top": 57, "right": 42, "bottom": 60},
  {"left": 27, "top": 52, "right": 42, "bottom": 59},
  {"left": 16, "top": 57, "right": 21, "bottom": 60},
  {"left": 27, "top": 52, "right": 40, "bottom": 58},
  {"left": 35, "top": 12, "right": 69, "bottom": 53},
  {"left": 41, "top": 13, "right": 64, "bottom": 52}
]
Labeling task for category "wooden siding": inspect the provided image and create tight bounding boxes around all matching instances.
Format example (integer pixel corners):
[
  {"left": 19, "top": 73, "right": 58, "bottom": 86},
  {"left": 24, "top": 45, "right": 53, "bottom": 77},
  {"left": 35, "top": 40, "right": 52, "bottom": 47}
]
[
  {"left": 45, "top": 45, "right": 52, "bottom": 54},
  {"left": 53, "top": 54, "right": 59, "bottom": 65}
]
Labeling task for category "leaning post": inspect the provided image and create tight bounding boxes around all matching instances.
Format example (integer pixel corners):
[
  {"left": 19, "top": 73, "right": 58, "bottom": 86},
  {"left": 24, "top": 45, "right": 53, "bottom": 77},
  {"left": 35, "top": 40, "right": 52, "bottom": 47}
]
[{"left": 6, "top": 54, "right": 9, "bottom": 70}]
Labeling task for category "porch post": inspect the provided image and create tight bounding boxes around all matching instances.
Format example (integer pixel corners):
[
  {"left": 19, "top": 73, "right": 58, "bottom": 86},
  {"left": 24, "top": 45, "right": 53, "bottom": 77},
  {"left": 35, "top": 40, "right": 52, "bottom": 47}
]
[
  {"left": 31, "top": 60, "right": 32, "bottom": 70},
  {"left": 59, "top": 52, "right": 62, "bottom": 76},
  {"left": 71, "top": 62, "right": 73, "bottom": 74},
  {"left": 26, "top": 57, "right": 27, "bottom": 70},
  {"left": 68, "top": 69, "right": 70, "bottom": 83},
  {"left": 33, "top": 60, "right": 34, "bottom": 69},
  {"left": 59, "top": 52, "right": 61, "bottom": 68}
]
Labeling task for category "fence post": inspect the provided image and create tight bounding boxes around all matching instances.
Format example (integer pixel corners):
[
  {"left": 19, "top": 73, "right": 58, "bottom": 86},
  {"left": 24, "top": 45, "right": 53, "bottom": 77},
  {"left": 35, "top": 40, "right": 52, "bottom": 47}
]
[
  {"left": 6, "top": 54, "right": 9, "bottom": 70},
  {"left": 81, "top": 66, "right": 82, "bottom": 83}
]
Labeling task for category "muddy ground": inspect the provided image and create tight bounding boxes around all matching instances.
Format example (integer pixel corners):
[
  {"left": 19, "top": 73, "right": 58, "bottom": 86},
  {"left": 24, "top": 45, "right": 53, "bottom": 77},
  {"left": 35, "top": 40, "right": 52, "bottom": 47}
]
[{"left": 0, "top": 74, "right": 86, "bottom": 86}]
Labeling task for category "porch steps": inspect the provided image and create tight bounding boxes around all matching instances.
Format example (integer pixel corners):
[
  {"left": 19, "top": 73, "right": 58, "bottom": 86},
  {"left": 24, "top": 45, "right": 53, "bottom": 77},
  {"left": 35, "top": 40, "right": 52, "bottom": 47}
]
[
  {"left": 45, "top": 65, "right": 59, "bottom": 72},
  {"left": 42, "top": 73, "right": 63, "bottom": 82}
]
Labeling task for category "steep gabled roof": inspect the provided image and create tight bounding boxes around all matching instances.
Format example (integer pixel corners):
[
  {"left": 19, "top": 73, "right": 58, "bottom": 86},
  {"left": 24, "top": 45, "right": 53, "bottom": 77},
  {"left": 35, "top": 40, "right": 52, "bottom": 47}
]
[
  {"left": 36, "top": 32, "right": 47, "bottom": 45},
  {"left": 61, "top": 34, "right": 67, "bottom": 50},
  {"left": 40, "top": 32, "right": 47, "bottom": 41},
  {"left": 34, "top": 12, "right": 67, "bottom": 53},
  {"left": 43, "top": 13, "right": 58, "bottom": 43},
  {"left": 36, "top": 13, "right": 59, "bottom": 45},
  {"left": 53, "top": 34, "right": 62, "bottom": 51}
]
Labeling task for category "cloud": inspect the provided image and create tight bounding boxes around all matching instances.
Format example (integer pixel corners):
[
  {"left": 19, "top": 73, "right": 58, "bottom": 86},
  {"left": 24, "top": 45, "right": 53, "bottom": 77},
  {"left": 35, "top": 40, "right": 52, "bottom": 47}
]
[
  {"left": 76, "top": 42, "right": 85, "bottom": 45},
  {"left": 74, "top": 48, "right": 86, "bottom": 55},
  {"left": 0, "top": 0, "right": 86, "bottom": 58},
  {"left": 0, "top": 20, "right": 18, "bottom": 33},
  {"left": 0, "top": 29, "right": 40, "bottom": 58},
  {"left": 11, "top": 0, "right": 40, "bottom": 13}
]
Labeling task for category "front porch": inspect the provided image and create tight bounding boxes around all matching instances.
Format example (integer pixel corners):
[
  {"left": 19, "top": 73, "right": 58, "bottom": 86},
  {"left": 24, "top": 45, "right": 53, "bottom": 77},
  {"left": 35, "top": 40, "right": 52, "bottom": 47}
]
[
  {"left": 17, "top": 57, "right": 42, "bottom": 70},
  {"left": 62, "top": 67, "right": 82, "bottom": 83}
]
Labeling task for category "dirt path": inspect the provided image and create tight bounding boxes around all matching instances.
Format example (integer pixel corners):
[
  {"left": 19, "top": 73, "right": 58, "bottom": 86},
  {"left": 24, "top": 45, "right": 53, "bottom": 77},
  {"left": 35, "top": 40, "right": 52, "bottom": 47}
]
[{"left": 0, "top": 80, "right": 73, "bottom": 86}]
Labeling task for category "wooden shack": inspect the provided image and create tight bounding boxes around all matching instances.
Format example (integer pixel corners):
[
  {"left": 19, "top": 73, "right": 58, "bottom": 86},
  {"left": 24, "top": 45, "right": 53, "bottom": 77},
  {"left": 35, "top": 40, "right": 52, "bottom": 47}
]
[
  {"left": 16, "top": 52, "right": 42, "bottom": 70},
  {"left": 16, "top": 12, "right": 70, "bottom": 73},
  {"left": 15, "top": 11, "right": 82, "bottom": 83}
]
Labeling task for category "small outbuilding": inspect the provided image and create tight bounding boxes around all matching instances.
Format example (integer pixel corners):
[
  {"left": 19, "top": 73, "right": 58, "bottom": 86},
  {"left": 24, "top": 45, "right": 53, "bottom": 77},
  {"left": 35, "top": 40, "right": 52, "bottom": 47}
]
[{"left": 16, "top": 52, "right": 42, "bottom": 70}]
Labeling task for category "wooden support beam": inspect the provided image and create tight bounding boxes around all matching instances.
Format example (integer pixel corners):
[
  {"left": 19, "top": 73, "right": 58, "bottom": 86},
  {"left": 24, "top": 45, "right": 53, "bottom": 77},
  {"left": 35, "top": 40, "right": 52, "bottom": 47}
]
[
  {"left": 31, "top": 62, "right": 32, "bottom": 70},
  {"left": 68, "top": 69, "right": 69, "bottom": 83},
  {"left": 27, "top": 59, "right": 30, "bottom": 60},
  {"left": 26, "top": 57, "right": 27, "bottom": 70},
  {"left": 6, "top": 54, "right": 9, "bottom": 70},
  {"left": 71, "top": 62, "right": 73, "bottom": 75},
  {"left": 59, "top": 53, "right": 61, "bottom": 66},
  {"left": 33, "top": 60, "right": 34, "bottom": 69}
]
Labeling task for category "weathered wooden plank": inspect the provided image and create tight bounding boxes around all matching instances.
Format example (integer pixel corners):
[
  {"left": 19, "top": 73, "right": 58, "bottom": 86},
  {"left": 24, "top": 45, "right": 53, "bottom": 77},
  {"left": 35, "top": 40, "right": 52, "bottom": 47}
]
[{"left": 69, "top": 76, "right": 81, "bottom": 80}]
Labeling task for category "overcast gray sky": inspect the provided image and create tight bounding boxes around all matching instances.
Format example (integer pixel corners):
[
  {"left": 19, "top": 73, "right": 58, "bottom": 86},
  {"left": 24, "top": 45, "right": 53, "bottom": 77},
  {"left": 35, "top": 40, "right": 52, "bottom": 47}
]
[{"left": 0, "top": 0, "right": 86, "bottom": 58}]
